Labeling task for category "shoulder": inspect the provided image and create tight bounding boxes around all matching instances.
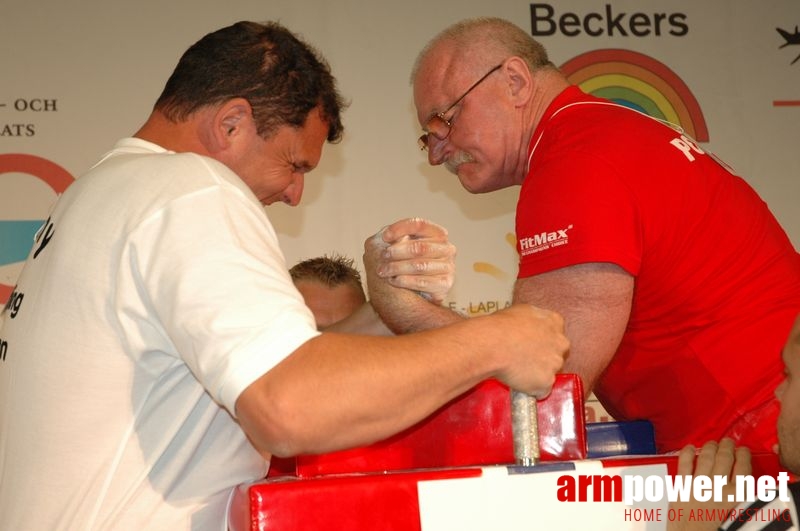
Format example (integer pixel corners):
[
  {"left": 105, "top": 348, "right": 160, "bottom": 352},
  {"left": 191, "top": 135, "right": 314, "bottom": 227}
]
[{"left": 93, "top": 139, "right": 257, "bottom": 204}]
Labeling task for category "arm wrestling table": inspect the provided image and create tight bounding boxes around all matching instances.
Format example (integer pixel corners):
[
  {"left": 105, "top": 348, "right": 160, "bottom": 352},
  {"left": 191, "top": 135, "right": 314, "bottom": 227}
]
[{"left": 228, "top": 375, "right": 783, "bottom": 531}]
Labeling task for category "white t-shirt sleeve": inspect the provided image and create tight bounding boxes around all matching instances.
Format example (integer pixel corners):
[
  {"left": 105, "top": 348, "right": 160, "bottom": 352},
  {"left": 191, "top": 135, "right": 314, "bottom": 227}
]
[{"left": 125, "top": 179, "right": 319, "bottom": 415}]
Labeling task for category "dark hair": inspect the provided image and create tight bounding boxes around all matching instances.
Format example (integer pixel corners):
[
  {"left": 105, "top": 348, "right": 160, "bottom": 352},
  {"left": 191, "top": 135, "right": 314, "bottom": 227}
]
[
  {"left": 290, "top": 254, "right": 365, "bottom": 294},
  {"left": 155, "top": 21, "right": 345, "bottom": 142}
]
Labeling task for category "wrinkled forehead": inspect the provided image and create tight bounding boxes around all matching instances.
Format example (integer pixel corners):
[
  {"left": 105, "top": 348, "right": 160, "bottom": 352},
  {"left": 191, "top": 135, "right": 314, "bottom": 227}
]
[
  {"left": 415, "top": 44, "right": 458, "bottom": 87},
  {"left": 413, "top": 43, "right": 473, "bottom": 116}
]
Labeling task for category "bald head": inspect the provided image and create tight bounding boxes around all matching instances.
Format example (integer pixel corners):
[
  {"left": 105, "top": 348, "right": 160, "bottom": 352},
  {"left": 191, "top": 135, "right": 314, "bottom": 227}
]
[
  {"left": 410, "top": 17, "right": 567, "bottom": 193},
  {"left": 411, "top": 17, "right": 554, "bottom": 86}
]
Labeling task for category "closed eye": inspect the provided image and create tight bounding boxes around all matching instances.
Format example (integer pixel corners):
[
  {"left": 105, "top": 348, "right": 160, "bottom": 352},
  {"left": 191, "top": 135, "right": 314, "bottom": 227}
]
[{"left": 291, "top": 162, "right": 313, "bottom": 174}]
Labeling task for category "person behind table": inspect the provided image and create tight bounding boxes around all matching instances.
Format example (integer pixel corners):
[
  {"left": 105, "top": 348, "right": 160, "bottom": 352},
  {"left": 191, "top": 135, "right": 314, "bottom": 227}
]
[
  {"left": 377, "top": 16, "right": 800, "bottom": 454},
  {"left": 668, "top": 314, "right": 800, "bottom": 531},
  {"left": 290, "top": 254, "right": 367, "bottom": 329},
  {"left": 0, "top": 21, "right": 569, "bottom": 530}
]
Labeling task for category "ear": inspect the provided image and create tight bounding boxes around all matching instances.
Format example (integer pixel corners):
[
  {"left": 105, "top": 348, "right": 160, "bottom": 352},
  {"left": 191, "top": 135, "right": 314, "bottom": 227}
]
[
  {"left": 209, "top": 97, "right": 254, "bottom": 150},
  {"left": 503, "top": 57, "right": 534, "bottom": 106}
]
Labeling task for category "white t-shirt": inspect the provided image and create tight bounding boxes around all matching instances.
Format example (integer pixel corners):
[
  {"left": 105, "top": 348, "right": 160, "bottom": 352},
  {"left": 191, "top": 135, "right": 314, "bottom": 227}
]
[{"left": 0, "top": 138, "right": 320, "bottom": 530}]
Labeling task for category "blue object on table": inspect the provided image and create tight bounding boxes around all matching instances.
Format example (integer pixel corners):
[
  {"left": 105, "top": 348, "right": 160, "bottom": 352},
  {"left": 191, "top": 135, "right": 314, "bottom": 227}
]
[{"left": 586, "top": 420, "right": 657, "bottom": 458}]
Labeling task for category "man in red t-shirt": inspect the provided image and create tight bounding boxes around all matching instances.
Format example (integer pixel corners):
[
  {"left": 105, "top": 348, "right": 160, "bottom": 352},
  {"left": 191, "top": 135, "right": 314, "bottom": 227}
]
[{"left": 400, "top": 17, "right": 800, "bottom": 453}]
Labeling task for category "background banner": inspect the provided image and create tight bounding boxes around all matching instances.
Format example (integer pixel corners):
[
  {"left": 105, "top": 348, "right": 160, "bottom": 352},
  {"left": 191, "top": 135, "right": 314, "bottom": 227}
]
[{"left": 2, "top": 0, "right": 798, "bottom": 316}]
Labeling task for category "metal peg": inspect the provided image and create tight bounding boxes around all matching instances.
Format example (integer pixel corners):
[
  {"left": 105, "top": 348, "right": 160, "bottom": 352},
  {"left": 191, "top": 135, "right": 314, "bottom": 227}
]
[{"left": 511, "top": 390, "right": 539, "bottom": 466}]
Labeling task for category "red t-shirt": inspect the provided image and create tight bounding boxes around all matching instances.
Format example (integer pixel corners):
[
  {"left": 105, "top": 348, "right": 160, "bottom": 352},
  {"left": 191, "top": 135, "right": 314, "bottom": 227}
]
[{"left": 517, "top": 86, "right": 800, "bottom": 452}]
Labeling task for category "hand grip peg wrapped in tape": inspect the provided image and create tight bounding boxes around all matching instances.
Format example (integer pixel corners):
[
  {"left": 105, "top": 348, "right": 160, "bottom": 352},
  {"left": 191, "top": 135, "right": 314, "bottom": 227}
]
[{"left": 511, "top": 390, "right": 539, "bottom": 466}]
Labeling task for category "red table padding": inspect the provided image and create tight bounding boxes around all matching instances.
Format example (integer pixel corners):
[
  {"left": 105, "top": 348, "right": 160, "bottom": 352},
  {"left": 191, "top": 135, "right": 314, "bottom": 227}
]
[
  {"left": 271, "top": 374, "right": 586, "bottom": 478},
  {"left": 230, "top": 468, "right": 482, "bottom": 531},
  {"left": 232, "top": 453, "right": 785, "bottom": 531}
]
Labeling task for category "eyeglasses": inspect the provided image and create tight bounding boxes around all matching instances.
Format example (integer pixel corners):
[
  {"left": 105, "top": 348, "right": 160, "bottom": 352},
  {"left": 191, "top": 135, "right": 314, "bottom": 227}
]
[{"left": 417, "top": 64, "right": 503, "bottom": 151}]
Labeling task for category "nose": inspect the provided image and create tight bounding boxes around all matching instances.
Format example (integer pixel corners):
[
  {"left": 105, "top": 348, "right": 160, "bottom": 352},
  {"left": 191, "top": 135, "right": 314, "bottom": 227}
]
[
  {"left": 281, "top": 174, "right": 305, "bottom": 206},
  {"left": 776, "top": 379, "right": 787, "bottom": 400},
  {"left": 427, "top": 136, "right": 449, "bottom": 166}
]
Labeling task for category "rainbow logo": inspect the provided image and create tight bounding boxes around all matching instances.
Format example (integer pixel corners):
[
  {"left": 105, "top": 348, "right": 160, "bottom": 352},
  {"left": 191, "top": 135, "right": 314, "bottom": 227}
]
[
  {"left": 560, "top": 49, "right": 709, "bottom": 142},
  {"left": 0, "top": 153, "right": 74, "bottom": 303}
]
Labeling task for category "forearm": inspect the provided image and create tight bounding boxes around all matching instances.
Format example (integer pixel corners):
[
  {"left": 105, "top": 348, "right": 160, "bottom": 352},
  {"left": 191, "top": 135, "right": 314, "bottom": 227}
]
[
  {"left": 328, "top": 300, "right": 463, "bottom": 335},
  {"left": 236, "top": 303, "right": 567, "bottom": 458},
  {"left": 237, "top": 324, "right": 499, "bottom": 457},
  {"left": 368, "top": 281, "right": 465, "bottom": 334},
  {"left": 512, "top": 263, "right": 633, "bottom": 395},
  {"left": 406, "top": 302, "right": 465, "bottom": 332}
]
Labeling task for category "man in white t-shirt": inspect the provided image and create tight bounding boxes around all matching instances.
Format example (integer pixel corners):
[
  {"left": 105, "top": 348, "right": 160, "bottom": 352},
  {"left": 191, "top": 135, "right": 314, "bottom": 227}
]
[{"left": 0, "top": 20, "right": 569, "bottom": 530}]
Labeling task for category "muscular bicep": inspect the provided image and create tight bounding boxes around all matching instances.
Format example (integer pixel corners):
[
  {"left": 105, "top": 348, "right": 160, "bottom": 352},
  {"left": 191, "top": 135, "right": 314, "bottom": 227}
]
[{"left": 512, "top": 262, "right": 634, "bottom": 395}]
